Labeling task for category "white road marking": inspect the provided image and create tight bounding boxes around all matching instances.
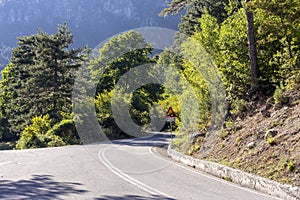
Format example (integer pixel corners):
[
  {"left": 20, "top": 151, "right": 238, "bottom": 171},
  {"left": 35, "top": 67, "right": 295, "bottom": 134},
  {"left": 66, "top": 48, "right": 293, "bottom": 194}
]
[
  {"left": 150, "top": 147, "right": 281, "bottom": 200},
  {"left": 98, "top": 146, "right": 175, "bottom": 199},
  {"left": 0, "top": 161, "right": 12, "bottom": 167}
]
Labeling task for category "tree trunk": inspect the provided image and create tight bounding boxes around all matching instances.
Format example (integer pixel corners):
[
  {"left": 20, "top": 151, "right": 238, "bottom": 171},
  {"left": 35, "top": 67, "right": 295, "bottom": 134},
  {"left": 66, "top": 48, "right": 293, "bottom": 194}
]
[{"left": 245, "top": 3, "right": 259, "bottom": 91}]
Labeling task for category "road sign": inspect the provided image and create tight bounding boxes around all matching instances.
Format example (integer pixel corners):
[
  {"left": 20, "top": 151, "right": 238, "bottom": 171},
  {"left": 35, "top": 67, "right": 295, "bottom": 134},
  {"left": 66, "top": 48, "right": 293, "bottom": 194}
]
[
  {"left": 166, "top": 107, "right": 176, "bottom": 145},
  {"left": 166, "top": 107, "right": 176, "bottom": 118}
]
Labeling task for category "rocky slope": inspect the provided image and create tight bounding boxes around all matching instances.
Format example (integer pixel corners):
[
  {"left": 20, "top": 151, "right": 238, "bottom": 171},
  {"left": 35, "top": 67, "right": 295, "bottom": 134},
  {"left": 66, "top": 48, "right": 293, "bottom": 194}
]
[{"left": 190, "top": 90, "right": 300, "bottom": 186}]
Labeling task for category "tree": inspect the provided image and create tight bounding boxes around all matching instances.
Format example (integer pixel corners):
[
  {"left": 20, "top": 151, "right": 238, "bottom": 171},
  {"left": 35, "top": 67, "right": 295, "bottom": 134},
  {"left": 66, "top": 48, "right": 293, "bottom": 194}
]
[
  {"left": 245, "top": 0, "right": 259, "bottom": 90},
  {"left": 161, "top": 0, "right": 229, "bottom": 36},
  {"left": 90, "top": 31, "right": 153, "bottom": 92},
  {"left": 248, "top": 0, "right": 300, "bottom": 87},
  {"left": 161, "top": 0, "right": 259, "bottom": 90},
  {"left": 90, "top": 31, "right": 163, "bottom": 137},
  {"left": 1, "top": 34, "right": 38, "bottom": 136},
  {"left": 160, "top": 0, "right": 195, "bottom": 15},
  {"left": 0, "top": 23, "right": 87, "bottom": 140}
]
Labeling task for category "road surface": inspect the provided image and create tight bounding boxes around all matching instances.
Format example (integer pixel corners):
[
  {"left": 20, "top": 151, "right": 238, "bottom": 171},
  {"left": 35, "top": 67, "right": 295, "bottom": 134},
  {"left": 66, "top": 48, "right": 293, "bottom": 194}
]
[{"left": 0, "top": 133, "right": 279, "bottom": 199}]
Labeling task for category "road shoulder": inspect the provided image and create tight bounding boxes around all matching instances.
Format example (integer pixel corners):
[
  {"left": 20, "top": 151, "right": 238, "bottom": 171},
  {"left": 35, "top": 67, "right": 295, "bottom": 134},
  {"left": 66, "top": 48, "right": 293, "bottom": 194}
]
[{"left": 153, "top": 144, "right": 300, "bottom": 200}]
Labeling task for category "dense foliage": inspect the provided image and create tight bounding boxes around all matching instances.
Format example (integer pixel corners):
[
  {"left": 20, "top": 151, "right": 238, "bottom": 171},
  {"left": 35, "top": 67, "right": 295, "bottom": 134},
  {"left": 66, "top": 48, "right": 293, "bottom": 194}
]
[
  {"left": 0, "top": 23, "right": 86, "bottom": 147},
  {"left": 90, "top": 31, "right": 164, "bottom": 138},
  {"left": 0, "top": 0, "right": 299, "bottom": 150},
  {"left": 158, "top": 0, "right": 299, "bottom": 150}
]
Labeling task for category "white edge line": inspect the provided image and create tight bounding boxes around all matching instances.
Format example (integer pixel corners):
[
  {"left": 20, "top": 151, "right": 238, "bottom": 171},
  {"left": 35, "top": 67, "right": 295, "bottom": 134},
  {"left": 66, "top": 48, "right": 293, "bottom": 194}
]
[{"left": 149, "top": 147, "right": 281, "bottom": 200}]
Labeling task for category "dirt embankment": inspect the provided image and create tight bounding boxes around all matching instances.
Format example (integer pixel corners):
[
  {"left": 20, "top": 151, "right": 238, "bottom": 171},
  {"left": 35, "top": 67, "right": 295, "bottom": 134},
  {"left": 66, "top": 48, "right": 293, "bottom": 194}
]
[{"left": 192, "top": 91, "right": 300, "bottom": 186}]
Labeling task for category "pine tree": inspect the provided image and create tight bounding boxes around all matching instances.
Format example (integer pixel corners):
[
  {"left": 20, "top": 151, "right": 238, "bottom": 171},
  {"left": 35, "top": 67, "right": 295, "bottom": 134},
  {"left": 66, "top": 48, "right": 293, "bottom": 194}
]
[
  {"left": 161, "top": 0, "right": 229, "bottom": 36},
  {"left": 0, "top": 23, "right": 87, "bottom": 139}
]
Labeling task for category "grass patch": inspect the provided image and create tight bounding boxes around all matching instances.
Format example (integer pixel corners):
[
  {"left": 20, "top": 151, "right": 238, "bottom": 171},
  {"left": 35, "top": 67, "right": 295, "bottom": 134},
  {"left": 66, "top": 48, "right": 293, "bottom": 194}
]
[
  {"left": 220, "top": 129, "right": 229, "bottom": 140},
  {"left": 287, "top": 160, "right": 296, "bottom": 172},
  {"left": 223, "top": 176, "right": 233, "bottom": 182}
]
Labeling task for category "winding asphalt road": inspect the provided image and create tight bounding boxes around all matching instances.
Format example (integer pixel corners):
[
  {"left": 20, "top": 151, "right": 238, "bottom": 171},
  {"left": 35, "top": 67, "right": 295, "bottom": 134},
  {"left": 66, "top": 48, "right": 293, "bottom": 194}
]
[{"left": 0, "top": 133, "right": 279, "bottom": 199}]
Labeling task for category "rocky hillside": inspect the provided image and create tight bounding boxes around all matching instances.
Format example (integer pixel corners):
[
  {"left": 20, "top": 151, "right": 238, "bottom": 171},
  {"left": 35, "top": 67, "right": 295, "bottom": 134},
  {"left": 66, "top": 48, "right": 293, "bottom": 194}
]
[
  {"left": 0, "top": 0, "right": 180, "bottom": 69},
  {"left": 190, "top": 90, "right": 300, "bottom": 186}
]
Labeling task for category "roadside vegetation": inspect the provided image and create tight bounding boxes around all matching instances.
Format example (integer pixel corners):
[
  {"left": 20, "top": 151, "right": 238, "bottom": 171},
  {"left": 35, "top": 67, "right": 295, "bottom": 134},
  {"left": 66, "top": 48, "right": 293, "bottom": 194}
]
[
  {"left": 160, "top": 0, "right": 300, "bottom": 186},
  {"left": 0, "top": 25, "right": 161, "bottom": 149},
  {"left": 0, "top": 0, "right": 299, "bottom": 187}
]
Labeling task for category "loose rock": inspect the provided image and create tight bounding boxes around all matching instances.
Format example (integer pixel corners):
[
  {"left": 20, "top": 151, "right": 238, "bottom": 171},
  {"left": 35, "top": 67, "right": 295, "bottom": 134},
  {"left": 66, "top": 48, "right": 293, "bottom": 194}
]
[
  {"left": 264, "top": 129, "right": 278, "bottom": 139},
  {"left": 247, "top": 141, "right": 256, "bottom": 149}
]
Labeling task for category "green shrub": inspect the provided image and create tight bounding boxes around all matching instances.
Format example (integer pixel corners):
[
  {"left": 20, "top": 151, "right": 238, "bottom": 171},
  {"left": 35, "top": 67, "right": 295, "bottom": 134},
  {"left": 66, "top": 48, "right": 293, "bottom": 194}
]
[
  {"left": 95, "top": 91, "right": 123, "bottom": 139},
  {"left": 224, "top": 176, "right": 233, "bottom": 182},
  {"left": 188, "top": 143, "right": 200, "bottom": 155},
  {"left": 16, "top": 115, "right": 65, "bottom": 149},
  {"left": 230, "top": 98, "right": 246, "bottom": 115},
  {"left": 287, "top": 160, "right": 295, "bottom": 172},
  {"left": 266, "top": 136, "right": 276, "bottom": 146},
  {"left": 224, "top": 121, "right": 234, "bottom": 129},
  {"left": 220, "top": 129, "right": 229, "bottom": 139},
  {"left": 47, "top": 119, "right": 80, "bottom": 145},
  {"left": 273, "top": 84, "right": 288, "bottom": 104}
]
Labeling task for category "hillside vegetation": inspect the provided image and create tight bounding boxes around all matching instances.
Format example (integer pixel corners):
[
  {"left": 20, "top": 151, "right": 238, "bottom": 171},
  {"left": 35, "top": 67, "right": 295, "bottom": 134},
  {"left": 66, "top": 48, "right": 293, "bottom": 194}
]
[{"left": 161, "top": 0, "right": 300, "bottom": 186}]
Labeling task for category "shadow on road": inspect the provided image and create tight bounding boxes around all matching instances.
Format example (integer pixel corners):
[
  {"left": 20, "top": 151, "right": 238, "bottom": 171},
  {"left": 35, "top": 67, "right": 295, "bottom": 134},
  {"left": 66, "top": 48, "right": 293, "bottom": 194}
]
[
  {"left": 112, "top": 133, "right": 173, "bottom": 148},
  {"left": 0, "top": 174, "right": 88, "bottom": 199},
  {"left": 95, "top": 194, "right": 176, "bottom": 200}
]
